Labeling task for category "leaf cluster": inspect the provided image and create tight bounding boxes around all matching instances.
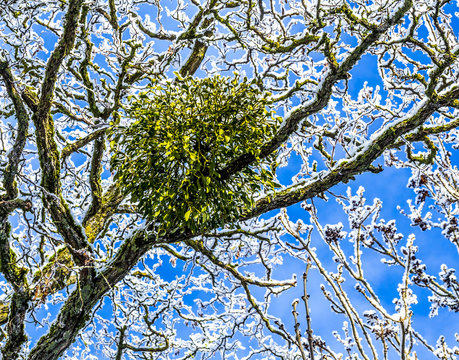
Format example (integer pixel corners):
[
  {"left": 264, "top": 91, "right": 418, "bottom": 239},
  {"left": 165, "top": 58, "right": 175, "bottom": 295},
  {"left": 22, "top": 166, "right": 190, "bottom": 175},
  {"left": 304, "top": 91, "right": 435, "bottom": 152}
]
[{"left": 110, "top": 75, "right": 280, "bottom": 233}]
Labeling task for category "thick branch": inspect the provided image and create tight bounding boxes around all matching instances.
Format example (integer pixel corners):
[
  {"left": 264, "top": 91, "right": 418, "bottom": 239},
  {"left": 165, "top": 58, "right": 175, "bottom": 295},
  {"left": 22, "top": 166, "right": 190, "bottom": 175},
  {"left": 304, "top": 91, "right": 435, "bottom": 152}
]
[
  {"left": 247, "top": 98, "right": 440, "bottom": 219},
  {"left": 179, "top": 15, "right": 214, "bottom": 77},
  {"left": 83, "top": 134, "right": 106, "bottom": 225},
  {"left": 218, "top": 0, "right": 413, "bottom": 181},
  {"left": 1, "top": 292, "right": 30, "bottom": 359},
  {"left": 36, "top": 0, "right": 84, "bottom": 119},
  {"left": 32, "top": 0, "right": 92, "bottom": 266},
  {"left": 27, "top": 273, "right": 102, "bottom": 360},
  {"left": 0, "top": 60, "right": 30, "bottom": 200},
  {"left": 0, "top": 62, "right": 34, "bottom": 354},
  {"left": 179, "top": 40, "right": 208, "bottom": 78},
  {"left": 27, "top": 228, "right": 181, "bottom": 360},
  {"left": 83, "top": 182, "right": 124, "bottom": 243},
  {"left": 78, "top": 19, "right": 101, "bottom": 118},
  {"left": 0, "top": 218, "right": 31, "bottom": 359}
]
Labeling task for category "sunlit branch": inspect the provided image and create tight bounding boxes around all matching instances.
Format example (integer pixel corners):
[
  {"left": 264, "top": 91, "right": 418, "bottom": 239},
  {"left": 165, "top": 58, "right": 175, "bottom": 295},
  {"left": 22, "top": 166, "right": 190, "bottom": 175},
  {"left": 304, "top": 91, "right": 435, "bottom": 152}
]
[
  {"left": 60, "top": 127, "right": 108, "bottom": 161},
  {"left": 31, "top": 0, "right": 93, "bottom": 267},
  {"left": 247, "top": 96, "right": 442, "bottom": 219},
  {"left": 0, "top": 59, "right": 30, "bottom": 200},
  {"left": 219, "top": 0, "right": 413, "bottom": 182}
]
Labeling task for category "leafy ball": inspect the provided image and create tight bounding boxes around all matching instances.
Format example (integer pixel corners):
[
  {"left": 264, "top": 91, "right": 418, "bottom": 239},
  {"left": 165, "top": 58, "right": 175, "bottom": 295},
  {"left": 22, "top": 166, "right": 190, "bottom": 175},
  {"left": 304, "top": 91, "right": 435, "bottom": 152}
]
[{"left": 110, "top": 75, "right": 280, "bottom": 233}]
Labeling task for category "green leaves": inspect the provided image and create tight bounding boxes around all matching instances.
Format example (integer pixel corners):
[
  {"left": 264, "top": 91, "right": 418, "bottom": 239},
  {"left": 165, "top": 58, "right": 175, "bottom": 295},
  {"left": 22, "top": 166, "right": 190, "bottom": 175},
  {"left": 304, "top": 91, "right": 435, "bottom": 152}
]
[{"left": 110, "top": 75, "right": 280, "bottom": 233}]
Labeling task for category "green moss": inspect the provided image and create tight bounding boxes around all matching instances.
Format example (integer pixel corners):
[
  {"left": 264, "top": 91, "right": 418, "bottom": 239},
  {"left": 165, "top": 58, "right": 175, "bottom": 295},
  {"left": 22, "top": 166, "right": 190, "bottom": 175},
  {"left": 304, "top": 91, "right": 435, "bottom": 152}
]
[
  {"left": 406, "top": 135, "right": 437, "bottom": 165},
  {"left": 0, "top": 301, "right": 8, "bottom": 325},
  {"left": 262, "top": 34, "right": 320, "bottom": 53}
]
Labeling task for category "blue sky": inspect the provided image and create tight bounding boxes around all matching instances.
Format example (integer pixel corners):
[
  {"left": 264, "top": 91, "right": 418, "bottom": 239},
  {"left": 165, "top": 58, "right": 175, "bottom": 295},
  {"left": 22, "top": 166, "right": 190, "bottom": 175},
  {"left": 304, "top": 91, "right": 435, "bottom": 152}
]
[{"left": 1, "top": 1, "right": 458, "bottom": 359}]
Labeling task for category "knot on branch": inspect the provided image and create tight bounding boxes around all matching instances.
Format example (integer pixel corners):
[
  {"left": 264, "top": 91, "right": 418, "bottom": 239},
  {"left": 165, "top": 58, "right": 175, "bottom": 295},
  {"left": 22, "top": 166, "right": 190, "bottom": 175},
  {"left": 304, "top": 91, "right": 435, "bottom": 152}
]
[
  {"left": 0, "top": 199, "right": 33, "bottom": 216},
  {"left": 0, "top": 60, "right": 8, "bottom": 71}
]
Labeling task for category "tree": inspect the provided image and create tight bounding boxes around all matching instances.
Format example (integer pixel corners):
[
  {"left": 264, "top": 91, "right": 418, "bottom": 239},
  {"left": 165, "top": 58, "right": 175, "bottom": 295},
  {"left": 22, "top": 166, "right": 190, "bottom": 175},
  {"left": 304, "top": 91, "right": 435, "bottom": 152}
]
[{"left": 0, "top": 0, "right": 458, "bottom": 359}]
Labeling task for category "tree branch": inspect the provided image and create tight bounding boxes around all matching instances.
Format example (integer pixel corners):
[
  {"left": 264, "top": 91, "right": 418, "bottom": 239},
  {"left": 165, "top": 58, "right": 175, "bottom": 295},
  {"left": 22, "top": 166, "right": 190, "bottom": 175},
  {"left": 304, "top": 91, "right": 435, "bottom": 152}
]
[
  {"left": 83, "top": 182, "right": 124, "bottom": 243},
  {"left": 32, "top": 0, "right": 93, "bottom": 267},
  {"left": 246, "top": 97, "right": 440, "bottom": 219},
  {"left": 0, "top": 217, "right": 31, "bottom": 359},
  {"left": 27, "top": 228, "right": 180, "bottom": 360},
  {"left": 0, "top": 58, "right": 33, "bottom": 360},
  {"left": 219, "top": 0, "right": 413, "bottom": 181},
  {"left": 0, "top": 59, "right": 30, "bottom": 200},
  {"left": 61, "top": 127, "right": 108, "bottom": 161}
]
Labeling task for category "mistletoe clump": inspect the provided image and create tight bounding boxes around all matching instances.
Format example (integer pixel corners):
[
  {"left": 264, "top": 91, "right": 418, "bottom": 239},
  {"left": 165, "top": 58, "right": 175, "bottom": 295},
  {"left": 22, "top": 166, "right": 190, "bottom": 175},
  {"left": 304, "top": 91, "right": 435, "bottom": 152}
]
[{"left": 110, "top": 75, "right": 280, "bottom": 232}]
